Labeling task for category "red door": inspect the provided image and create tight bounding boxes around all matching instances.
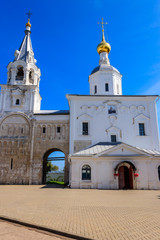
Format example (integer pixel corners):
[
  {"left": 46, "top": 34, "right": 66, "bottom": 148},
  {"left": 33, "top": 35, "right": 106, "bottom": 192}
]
[
  {"left": 118, "top": 166, "right": 133, "bottom": 189},
  {"left": 119, "top": 166, "right": 125, "bottom": 189}
]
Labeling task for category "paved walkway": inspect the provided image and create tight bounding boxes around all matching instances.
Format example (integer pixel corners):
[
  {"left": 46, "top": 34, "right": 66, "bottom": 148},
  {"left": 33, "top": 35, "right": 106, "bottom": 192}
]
[
  {"left": 0, "top": 220, "right": 66, "bottom": 240},
  {"left": 0, "top": 186, "right": 160, "bottom": 240}
]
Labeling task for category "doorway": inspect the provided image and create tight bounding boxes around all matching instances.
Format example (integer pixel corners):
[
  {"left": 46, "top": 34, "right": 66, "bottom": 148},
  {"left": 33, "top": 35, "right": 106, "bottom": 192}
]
[{"left": 118, "top": 166, "right": 133, "bottom": 189}]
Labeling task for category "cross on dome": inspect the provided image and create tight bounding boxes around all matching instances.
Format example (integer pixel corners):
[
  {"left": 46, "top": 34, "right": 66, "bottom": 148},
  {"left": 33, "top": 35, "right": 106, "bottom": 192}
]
[
  {"left": 97, "top": 18, "right": 111, "bottom": 55},
  {"left": 26, "top": 11, "right": 32, "bottom": 20},
  {"left": 98, "top": 18, "right": 108, "bottom": 33},
  {"left": 26, "top": 11, "right": 32, "bottom": 29}
]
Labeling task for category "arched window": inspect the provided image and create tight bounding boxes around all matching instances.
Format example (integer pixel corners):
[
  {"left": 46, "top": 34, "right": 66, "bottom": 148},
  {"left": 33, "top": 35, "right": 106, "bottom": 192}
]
[
  {"left": 29, "top": 69, "right": 34, "bottom": 83},
  {"left": 43, "top": 127, "right": 46, "bottom": 133},
  {"left": 82, "top": 165, "right": 91, "bottom": 180},
  {"left": 16, "top": 66, "right": 24, "bottom": 80},
  {"left": 158, "top": 166, "right": 160, "bottom": 181},
  {"left": 94, "top": 85, "right": 97, "bottom": 94},
  {"left": 16, "top": 99, "right": 20, "bottom": 105},
  {"left": 8, "top": 69, "right": 11, "bottom": 82}
]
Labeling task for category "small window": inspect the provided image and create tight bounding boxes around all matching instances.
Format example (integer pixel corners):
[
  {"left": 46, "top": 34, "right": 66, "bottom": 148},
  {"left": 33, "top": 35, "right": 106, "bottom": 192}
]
[
  {"left": 21, "top": 128, "right": 23, "bottom": 134},
  {"left": 108, "top": 105, "right": 116, "bottom": 114},
  {"left": 158, "top": 166, "right": 160, "bottom": 181},
  {"left": 57, "top": 127, "right": 61, "bottom": 133},
  {"left": 11, "top": 158, "right": 13, "bottom": 170},
  {"left": 94, "top": 85, "right": 97, "bottom": 94},
  {"left": 82, "top": 122, "right": 88, "bottom": 135},
  {"left": 105, "top": 83, "right": 109, "bottom": 91},
  {"left": 111, "top": 135, "right": 116, "bottom": 142},
  {"left": 43, "top": 127, "right": 46, "bottom": 133},
  {"left": 82, "top": 165, "right": 91, "bottom": 180},
  {"left": 16, "top": 99, "right": 20, "bottom": 105},
  {"left": 139, "top": 123, "right": 145, "bottom": 136}
]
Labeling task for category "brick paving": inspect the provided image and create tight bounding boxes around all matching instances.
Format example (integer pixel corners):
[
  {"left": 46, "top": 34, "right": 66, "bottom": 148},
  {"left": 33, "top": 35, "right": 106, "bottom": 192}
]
[
  {"left": 0, "top": 186, "right": 160, "bottom": 240},
  {"left": 0, "top": 220, "right": 65, "bottom": 240}
]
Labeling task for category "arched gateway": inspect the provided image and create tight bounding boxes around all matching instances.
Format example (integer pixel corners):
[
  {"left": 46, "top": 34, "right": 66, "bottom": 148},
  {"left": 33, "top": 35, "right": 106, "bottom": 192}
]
[{"left": 42, "top": 148, "right": 67, "bottom": 184}]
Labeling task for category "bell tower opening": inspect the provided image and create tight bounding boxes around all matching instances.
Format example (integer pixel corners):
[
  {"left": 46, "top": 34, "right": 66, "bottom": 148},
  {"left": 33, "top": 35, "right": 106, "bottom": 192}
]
[{"left": 16, "top": 66, "right": 24, "bottom": 80}]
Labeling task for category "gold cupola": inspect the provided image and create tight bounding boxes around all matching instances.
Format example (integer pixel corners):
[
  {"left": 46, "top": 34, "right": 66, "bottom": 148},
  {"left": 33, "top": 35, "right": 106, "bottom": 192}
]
[
  {"left": 97, "top": 30, "right": 111, "bottom": 54},
  {"left": 26, "top": 19, "right": 31, "bottom": 28}
]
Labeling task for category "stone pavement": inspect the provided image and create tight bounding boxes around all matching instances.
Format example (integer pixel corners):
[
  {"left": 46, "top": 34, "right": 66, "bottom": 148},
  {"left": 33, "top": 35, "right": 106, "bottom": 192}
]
[
  {"left": 0, "top": 220, "right": 67, "bottom": 240},
  {"left": 0, "top": 186, "right": 160, "bottom": 240}
]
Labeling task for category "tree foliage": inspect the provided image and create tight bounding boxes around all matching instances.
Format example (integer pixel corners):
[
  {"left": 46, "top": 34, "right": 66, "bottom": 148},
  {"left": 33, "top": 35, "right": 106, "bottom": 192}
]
[{"left": 47, "top": 162, "right": 59, "bottom": 172}]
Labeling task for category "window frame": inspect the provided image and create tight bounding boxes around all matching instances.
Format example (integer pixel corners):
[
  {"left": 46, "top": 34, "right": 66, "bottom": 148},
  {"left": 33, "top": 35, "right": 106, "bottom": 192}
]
[
  {"left": 139, "top": 123, "right": 145, "bottom": 136},
  {"left": 105, "top": 83, "right": 109, "bottom": 92},
  {"left": 82, "top": 122, "right": 88, "bottom": 135},
  {"left": 82, "top": 164, "right": 91, "bottom": 180},
  {"left": 111, "top": 135, "right": 117, "bottom": 143},
  {"left": 16, "top": 99, "right": 20, "bottom": 105}
]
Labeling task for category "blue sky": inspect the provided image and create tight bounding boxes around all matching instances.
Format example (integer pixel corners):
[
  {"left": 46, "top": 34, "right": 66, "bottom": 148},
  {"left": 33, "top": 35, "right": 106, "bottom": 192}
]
[{"left": 0, "top": 0, "right": 160, "bottom": 127}]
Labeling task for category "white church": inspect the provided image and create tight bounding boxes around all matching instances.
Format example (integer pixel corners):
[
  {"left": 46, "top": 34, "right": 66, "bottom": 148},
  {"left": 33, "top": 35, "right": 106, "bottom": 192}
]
[{"left": 0, "top": 17, "right": 160, "bottom": 189}]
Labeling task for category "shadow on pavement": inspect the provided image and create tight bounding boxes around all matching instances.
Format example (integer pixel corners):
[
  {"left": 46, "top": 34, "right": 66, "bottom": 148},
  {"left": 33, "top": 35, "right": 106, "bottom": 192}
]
[{"left": 40, "top": 183, "right": 66, "bottom": 189}]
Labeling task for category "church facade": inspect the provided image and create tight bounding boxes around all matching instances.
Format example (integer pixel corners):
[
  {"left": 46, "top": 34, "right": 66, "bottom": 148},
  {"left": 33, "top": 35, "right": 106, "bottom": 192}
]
[{"left": 0, "top": 19, "right": 160, "bottom": 189}]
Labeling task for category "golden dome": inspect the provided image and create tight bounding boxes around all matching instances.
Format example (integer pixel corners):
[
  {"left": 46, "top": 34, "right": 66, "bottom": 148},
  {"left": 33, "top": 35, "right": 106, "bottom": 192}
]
[
  {"left": 26, "top": 19, "right": 31, "bottom": 28},
  {"left": 97, "top": 31, "right": 111, "bottom": 54}
]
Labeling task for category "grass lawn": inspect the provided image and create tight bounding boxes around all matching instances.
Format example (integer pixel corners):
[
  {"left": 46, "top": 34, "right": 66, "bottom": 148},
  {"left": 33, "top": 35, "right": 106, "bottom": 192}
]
[{"left": 46, "top": 180, "right": 64, "bottom": 185}]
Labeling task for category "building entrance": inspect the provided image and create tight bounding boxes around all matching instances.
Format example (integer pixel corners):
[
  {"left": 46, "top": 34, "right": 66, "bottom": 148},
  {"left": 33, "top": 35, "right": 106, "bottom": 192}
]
[{"left": 118, "top": 166, "right": 133, "bottom": 189}]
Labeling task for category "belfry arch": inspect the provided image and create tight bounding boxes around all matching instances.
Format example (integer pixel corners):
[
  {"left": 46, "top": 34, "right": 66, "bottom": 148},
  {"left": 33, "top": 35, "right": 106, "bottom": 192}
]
[{"left": 42, "top": 148, "right": 68, "bottom": 184}]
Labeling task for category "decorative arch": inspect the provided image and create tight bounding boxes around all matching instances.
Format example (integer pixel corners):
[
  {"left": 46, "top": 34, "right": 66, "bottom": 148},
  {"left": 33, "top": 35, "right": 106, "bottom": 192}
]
[
  {"left": 115, "top": 161, "right": 136, "bottom": 189},
  {"left": 114, "top": 161, "right": 136, "bottom": 173},
  {"left": 0, "top": 113, "right": 31, "bottom": 137},
  {"left": 0, "top": 113, "right": 31, "bottom": 127}
]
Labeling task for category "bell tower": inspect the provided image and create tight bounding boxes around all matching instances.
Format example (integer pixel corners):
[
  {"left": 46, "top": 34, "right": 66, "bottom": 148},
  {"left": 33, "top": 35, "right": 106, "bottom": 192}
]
[
  {"left": 89, "top": 18, "right": 122, "bottom": 96},
  {"left": 0, "top": 13, "right": 41, "bottom": 113}
]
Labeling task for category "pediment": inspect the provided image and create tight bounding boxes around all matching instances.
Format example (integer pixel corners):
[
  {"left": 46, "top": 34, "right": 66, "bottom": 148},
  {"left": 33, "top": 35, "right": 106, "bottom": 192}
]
[
  {"left": 106, "top": 126, "right": 120, "bottom": 133},
  {"left": 134, "top": 113, "right": 150, "bottom": 121},
  {"left": 96, "top": 143, "right": 151, "bottom": 157},
  {"left": 77, "top": 113, "right": 92, "bottom": 119},
  {"left": 11, "top": 87, "right": 25, "bottom": 95}
]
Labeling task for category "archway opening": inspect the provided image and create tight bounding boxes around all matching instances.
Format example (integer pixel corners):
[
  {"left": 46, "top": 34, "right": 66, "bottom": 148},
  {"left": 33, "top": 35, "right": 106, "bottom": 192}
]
[
  {"left": 43, "top": 149, "right": 65, "bottom": 185},
  {"left": 118, "top": 165, "right": 133, "bottom": 189}
]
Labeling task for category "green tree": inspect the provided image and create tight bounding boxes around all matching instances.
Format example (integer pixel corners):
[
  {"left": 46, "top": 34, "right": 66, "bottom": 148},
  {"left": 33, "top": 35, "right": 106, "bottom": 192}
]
[
  {"left": 52, "top": 165, "right": 59, "bottom": 171},
  {"left": 47, "top": 162, "right": 59, "bottom": 173}
]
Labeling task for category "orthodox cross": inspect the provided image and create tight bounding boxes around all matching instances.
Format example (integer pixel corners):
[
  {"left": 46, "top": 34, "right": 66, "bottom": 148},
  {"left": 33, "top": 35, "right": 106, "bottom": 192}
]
[
  {"left": 26, "top": 11, "right": 32, "bottom": 20},
  {"left": 98, "top": 18, "right": 107, "bottom": 32}
]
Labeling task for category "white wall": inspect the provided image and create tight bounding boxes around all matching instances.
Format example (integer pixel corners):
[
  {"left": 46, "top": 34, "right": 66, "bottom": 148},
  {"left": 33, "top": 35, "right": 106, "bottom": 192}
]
[
  {"left": 70, "top": 157, "right": 160, "bottom": 189},
  {"left": 67, "top": 95, "right": 160, "bottom": 154}
]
